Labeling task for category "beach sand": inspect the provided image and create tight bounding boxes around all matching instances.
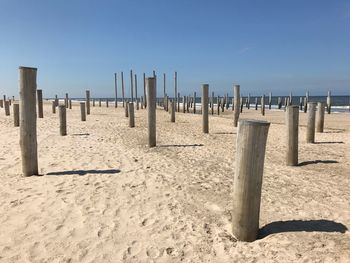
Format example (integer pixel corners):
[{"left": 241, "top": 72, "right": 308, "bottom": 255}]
[{"left": 0, "top": 102, "right": 349, "bottom": 262}]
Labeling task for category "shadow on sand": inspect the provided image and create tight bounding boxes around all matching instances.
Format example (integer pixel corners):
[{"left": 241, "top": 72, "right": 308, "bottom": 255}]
[
  {"left": 47, "top": 169, "right": 120, "bottom": 176},
  {"left": 298, "top": 160, "right": 338, "bottom": 166},
  {"left": 158, "top": 144, "right": 204, "bottom": 148},
  {"left": 71, "top": 133, "right": 90, "bottom": 136},
  {"left": 258, "top": 220, "right": 347, "bottom": 239},
  {"left": 314, "top": 141, "right": 344, "bottom": 144}
]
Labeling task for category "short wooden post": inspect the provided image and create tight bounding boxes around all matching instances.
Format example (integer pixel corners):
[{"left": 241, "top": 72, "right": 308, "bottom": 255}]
[
  {"left": 59, "top": 105, "right": 67, "bottom": 136},
  {"left": 136, "top": 98, "right": 139, "bottom": 110},
  {"left": 286, "top": 106, "right": 299, "bottom": 166},
  {"left": 128, "top": 102, "right": 135, "bottom": 127},
  {"left": 177, "top": 92, "right": 180, "bottom": 112},
  {"left": 146, "top": 77, "right": 156, "bottom": 147},
  {"left": 86, "top": 90, "right": 90, "bottom": 115},
  {"left": 170, "top": 100, "right": 175, "bottom": 122},
  {"left": 316, "top": 102, "right": 325, "bottom": 133},
  {"left": 0, "top": 99, "right": 3, "bottom": 108},
  {"left": 261, "top": 95, "right": 265, "bottom": 116},
  {"left": 193, "top": 92, "right": 196, "bottom": 114},
  {"left": 52, "top": 101, "right": 56, "bottom": 113},
  {"left": 19, "top": 66, "right": 38, "bottom": 176},
  {"left": 69, "top": 99, "right": 72, "bottom": 109},
  {"left": 65, "top": 93, "right": 69, "bottom": 108},
  {"left": 55, "top": 95, "right": 58, "bottom": 107},
  {"left": 233, "top": 85, "right": 240, "bottom": 127},
  {"left": 13, "top": 103, "right": 20, "bottom": 127},
  {"left": 222, "top": 98, "right": 225, "bottom": 112},
  {"left": 4, "top": 100, "right": 10, "bottom": 116},
  {"left": 141, "top": 96, "right": 144, "bottom": 109},
  {"left": 99, "top": 98, "right": 102, "bottom": 107},
  {"left": 80, "top": 102, "right": 86, "bottom": 121},
  {"left": 306, "top": 102, "right": 316, "bottom": 143},
  {"left": 106, "top": 99, "right": 109, "bottom": 108},
  {"left": 202, "top": 84, "right": 209, "bottom": 133},
  {"left": 232, "top": 119, "right": 270, "bottom": 242},
  {"left": 125, "top": 100, "right": 129, "bottom": 117},
  {"left": 183, "top": 96, "right": 186, "bottom": 113},
  {"left": 36, "top": 89, "right": 43, "bottom": 118},
  {"left": 326, "top": 91, "right": 331, "bottom": 114}
]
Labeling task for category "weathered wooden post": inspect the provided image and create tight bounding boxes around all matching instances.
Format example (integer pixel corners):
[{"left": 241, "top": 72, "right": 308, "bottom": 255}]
[
  {"left": 255, "top": 97, "right": 258, "bottom": 110},
  {"left": 304, "top": 92, "right": 309, "bottom": 113},
  {"left": 268, "top": 92, "right": 272, "bottom": 109},
  {"left": 93, "top": 99, "right": 95, "bottom": 107},
  {"left": 217, "top": 96, "right": 220, "bottom": 115},
  {"left": 240, "top": 97, "right": 243, "bottom": 113},
  {"left": 306, "top": 102, "right": 317, "bottom": 143},
  {"left": 99, "top": 98, "right": 102, "bottom": 107},
  {"left": 4, "top": 100, "right": 10, "bottom": 116},
  {"left": 0, "top": 99, "right": 3, "bottom": 108},
  {"left": 299, "top": 97, "right": 303, "bottom": 111},
  {"left": 286, "top": 105, "right": 299, "bottom": 166},
  {"left": 277, "top": 97, "right": 282, "bottom": 109},
  {"left": 177, "top": 92, "right": 180, "bottom": 112},
  {"left": 55, "top": 95, "right": 58, "bottom": 107},
  {"left": 163, "top": 73, "right": 166, "bottom": 102},
  {"left": 59, "top": 105, "right": 67, "bottom": 136},
  {"left": 141, "top": 96, "right": 144, "bottom": 109},
  {"left": 130, "top": 70, "right": 134, "bottom": 102},
  {"left": 183, "top": 96, "right": 186, "bottom": 113},
  {"left": 135, "top": 74, "right": 139, "bottom": 109},
  {"left": 146, "top": 77, "right": 156, "bottom": 147},
  {"left": 143, "top": 73, "right": 147, "bottom": 108},
  {"left": 86, "top": 90, "right": 90, "bottom": 115},
  {"left": 232, "top": 119, "right": 270, "bottom": 242},
  {"left": 19, "top": 66, "right": 38, "bottom": 176},
  {"left": 80, "top": 102, "right": 86, "bottom": 121},
  {"left": 121, "top": 71, "right": 125, "bottom": 107},
  {"left": 114, "top": 73, "right": 118, "bottom": 108},
  {"left": 13, "top": 103, "right": 20, "bottom": 127},
  {"left": 174, "top": 71, "right": 178, "bottom": 112},
  {"left": 170, "top": 100, "right": 175, "bottom": 122},
  {"left": 69, "top": 99, "right": 72, "bottom": 109},
  {"left": 106, "top": 99, "right": 109, "bottom": 108},
  {"left": 37, "top": 89, "right": 43, "bottom": 118},
  {"left": 186, "top": 96, "right": 190, "bottom": 113},
  {"left": 326, "top": 91, "right": 331, "bottom": 114},
  {"left": 316, "top": 102, "right": 325, "bottom": 133},
  {"left": 125, "top": 100, "right": 129, "bottom": 117},
  {"left": 222, "top": 98, "right": 226, "bottom": 112},
  {"left": 52, "top": 101, "right": 56, "bottom": 113},
  {"left": 289, "top": 92, "right": 293, "bottom": 105},
  {"left": 233, "top": 85, "right": 240, "bottom": 127},
  {"left": 211, "top": 92, "right": 214, "bottom": 115},
  {"left": 226, "top": 94, "right": 229, "bottom": 110},
  {"left": 261, "top": 95, "right": 265, "bottom": 116},
  {"left": 193, "top": 92, "right": 196, "bottom": 114},
  {"left": 65, "top": 93, "right": 69, "bottom": 108},
  {"left": 128, "top": 102, "right": 135, "bottom": 127},
  {"left": 202, "top": 84, "right": 209, "bottom": 133}
]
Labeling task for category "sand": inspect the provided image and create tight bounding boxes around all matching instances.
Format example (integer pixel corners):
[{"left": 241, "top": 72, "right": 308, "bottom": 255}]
[{"left": 0, "top": 101, "right": 349, "bottom": 263}]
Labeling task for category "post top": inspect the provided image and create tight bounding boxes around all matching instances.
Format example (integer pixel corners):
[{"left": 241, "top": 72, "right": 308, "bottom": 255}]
[
  {"left": 19, "top": 66, "right": 37, "bottom": 70},
  {"left": 239, "top": 119, "right": 270, "bottom": 127}
]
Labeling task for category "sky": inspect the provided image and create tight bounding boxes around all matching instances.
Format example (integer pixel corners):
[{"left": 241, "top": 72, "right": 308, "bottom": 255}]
[{"left": 0, "top": 0, "right": 349, "bottom": 98}]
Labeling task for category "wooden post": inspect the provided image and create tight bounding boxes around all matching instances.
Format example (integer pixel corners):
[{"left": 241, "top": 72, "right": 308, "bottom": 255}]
[
  {"left": 52, "top": 101, "right": 56, "bottom": 113},
  {"left": 306, "top": 102, "right": 316, "bottom": 143},
  {"left": 286, "top": 105, "right": 299, "bottom": 166},
  {"left": 177, "top": 92, "right": 180, "bottom": 112},
  {"left": 93, "top": 98, "right": 95, "bottom": 107},
  {"left": 222, "top": 98, "right": 225, "bottom": 112},
  {"left": 0, "top": 99, "right": 3, "bottom": 108},
  {"left": 4, "top": 100, "right": 10, "bottom": 116},
  {"left": 106, "top": 99, "right": 109, "bottom": 108},
  {"left": 13, "top": 103, "right": 20, "bottom": 127},
  {"left": 135, "top": 74, "right": 138, "bottom": 107},
  {"left": 247, "top": 94, "right": 250, "bottom": 109},
  {"left": 86, "top": 90, "right": 90, "bottom": 115},
  {"left": 99, "top": 98, "right": 102, "bottom": 107},
  {"left": 289, "top": 92, "right": 293, "bottom": 105},
  {"left": 268, "top": 92, "right": 272, "bottom": 109},
  {"left": 261, "top": 95, "right": 265, "bottom": 116},
  {"left": 304, "top": 92, "right": 309, "bottom": 113},
  {"left": 130, "top": 70, "right": 134, "bottom": 102},
  {"left": 183, "top": 96, "right": 186, "bottom": 113},
  {"left": 211, "top": 92, "right": 214, "bottom": 115},
  {"left": 255, "top": 97, "right": 258, "bottom": 110},
  {"left": 128, "top": 102, "right": 135, "bottom": 127},
  {"left": 240, "top": 97, "right": 243, "bottom": 113},
  {"left": 69, "top": 99, "right": 72, "bottom": 109},
  {"left": 59, "top": 105, "right": 67, "bottom": 136},
  {"left": 37, "top": 89, "right": 43, "bottom": 118},
  {"left": 277, "top": 97, "right": 282, "bottom": 109},
  {"left": 186, "top": 96, "right": 190, "bottom": 113},
  {"left": 146, "top": 77, "right": 156, "bottom": 147},
  {"left": 299, "top": 97, "right": 303, "bottom": 111},
  {"left": 121, "top": 71, "right": 125, "bottom": 107},
  {"left": 233, "top": 85, "right": 240, "bottom": 127},
  {"left": 226, "top": 93, "right": 229, "bottom": 110},
  {"left": 143, "top": 73, "right": 147, "bottom": 108},
  {"left": 326, "top": 91, "right": 331, "bottom": 114},
  {"left": 163, "top": 73, "right": 166, "bottom": 100},
  {"left": 232, "top": 119, "right": 270, "bottom": 242},
  {"left": 141, "top": 96, "right": 144, "bottom": 109},
  {"left": 174, "top": 71, "right": 178, "bottom": 112},
  {"left": 202, "top": 84, "right": 209, "bottom": 133},
  {"left": 193, "top": 92, "right": 196, "bottom": 114},
  {"left": 19, "top": 66, "right": 38, "bottom": 176},
  {"left": 170, "top": 100, "right": 175, "bottom": 122},
  {"left": 316, "top": 102, "right": 325, "bottom": 133},
  {"left": 65, "top": 93, "right": 69, "bottom": 108},
  {"left": 114, "top": 73, "right": 118, "bottom": 108},
  {"left": 125, "top": 100, "right": 129, "bottom": 117},
  {"left": 217, "top": 96, "right": 220, "bottom": 115},
  {"left": 55, "top": 95, "right": 58, "bottom": 107},
  {"left": 80, "top": 102, "right": 86, "bottom": 121}
]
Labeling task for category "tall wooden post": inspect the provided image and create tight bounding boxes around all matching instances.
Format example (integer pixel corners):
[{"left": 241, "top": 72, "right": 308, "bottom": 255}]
[
  {"left": 316, "top": 102, "right": 325, "bottom": 133},
  {"left": 19, "top": 66, "right": 38, "bottom": 176},
  {"left": 4, "top": 100, "right": 10, "bottom": 116},
  {"left": 217, "top": 96, "right": 220, "bottom": 115},
  {"left": 13, "top": 103, "right": 20, "bottom": 127},
  {"left": 121, "top": 71, "right": 125, "bottom": 107},
  {"left": 326, "top": 91, "right": 331, "bottom": 114},
  {"left": 143, "top": 73, "right": 147, "bottom": 108},
  {"left": 183, "top": 96, "right": 186, "bottom": 113},
  {"left": 232, "top": 119, "right": 270, "bottom": 242},
  {"left": 286, "top": 106, "right": 299, "bottom": 166},
  {"left": 146, "top": 77, "right": 156, "bottom": 147},
  {"left": 202, "top": 84, "right": 209, "bottom": 133},
  {"left": 211, "top": 92, "right": 214, "bottom": 115},
  {"left": 130, "top": 70, "right": 134, "bottom": 102},
  {"left": 135, "top": 74, "right": 139, "bottom": 110},
  {"left": 114, "top": 73, "right": 118, "bottom": 108},
  {"left": 80, "top": 102, "right": 86, "bottom": 121},
  {"left": 86, "top": 90, "right": 90, "bottom": 115},
  {"left": 233, "top": 85, "right": 240, "bottom": 127},
  {"left": 306, "top": 102, "right": 317, "bottom": 143},
  {"left": 59, "top": 105, "right": 67, "bottom": 136},
  {"left": 174, "top": 71, "right": 178, "bottom": 112},
  {"left": 37, "top": 89, "right": 43, "bottom": 118},
  {"left": 128, "top": 102, "right": 135, "bottom": 127},
  {"left": 52, "top": 101, "right": 56, "bottom": 113}
]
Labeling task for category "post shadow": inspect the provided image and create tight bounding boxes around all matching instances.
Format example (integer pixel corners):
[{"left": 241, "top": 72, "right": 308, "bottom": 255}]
[
  {"left": 298, "top": 160, "right": 338, "bottom": 166},
  {"left": 158, "top": 144, "right": 204, "bottom": 148},
  {"left": 46, "top": 169, "right": 120, "bottom": 176},
  {"left": 314, "top": 141, "right": 344, "bottom": 144},
  {"left": 258, "top": 219, "right": 347, "bottom": 239}
]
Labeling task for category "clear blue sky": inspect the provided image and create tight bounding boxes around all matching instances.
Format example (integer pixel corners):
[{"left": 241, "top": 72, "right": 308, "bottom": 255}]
[{"left": 0, "top": 0, "right": 349, "bottom": 98}]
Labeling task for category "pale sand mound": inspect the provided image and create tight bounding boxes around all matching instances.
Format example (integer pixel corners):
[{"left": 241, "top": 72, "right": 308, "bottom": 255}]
[{"left": 0, "top": 102, "right": 349, "bottom": 262}]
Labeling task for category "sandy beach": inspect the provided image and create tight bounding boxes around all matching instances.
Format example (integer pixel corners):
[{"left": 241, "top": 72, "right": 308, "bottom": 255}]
[{"left": 0, "top": 101, "right": 349, "bottom": 263}]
